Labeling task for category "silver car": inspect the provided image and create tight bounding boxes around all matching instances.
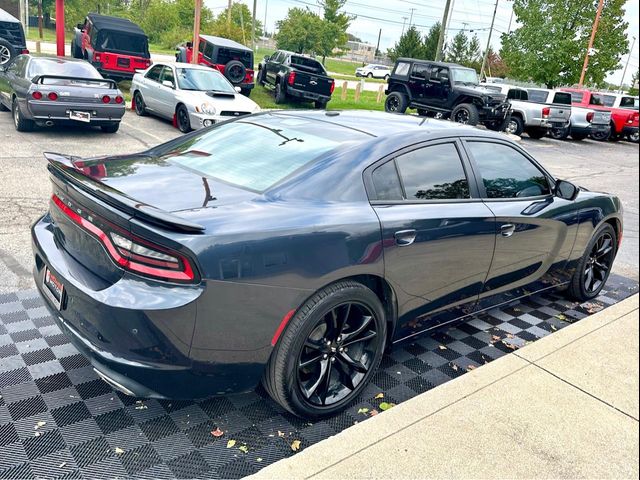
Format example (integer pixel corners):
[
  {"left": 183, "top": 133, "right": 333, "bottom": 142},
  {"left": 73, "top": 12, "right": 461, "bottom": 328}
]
[{"left": 131, "top": 62, "right": 260, "bottom": 132}]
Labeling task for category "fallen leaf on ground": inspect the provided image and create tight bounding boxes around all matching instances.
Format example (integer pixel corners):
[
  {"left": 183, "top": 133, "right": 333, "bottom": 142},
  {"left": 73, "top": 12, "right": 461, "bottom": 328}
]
[
  {"left": 438, "top": 345, "right": 447, "bottom": 350},
  {"left": 239, "top": 445, "right": 249, "bottom": 453},
  {"left": 551, "top": 325, "right": 558, "bottom": 331},
  {"left": 451, "top": 364, "right": 459, "bottom": 371},
  {"left": 115, "top": 447, "right": 124, "bottom": 455},
  {"left": 226, "top": 440, "right": 236, "bottom": 449},
  {"left": 467, "top": 365, "right": 476, "bottom": 371},
  {"left": 34, "top": 421, "right": 46, "bottom": 430},
  {"left": 506, "top": 333, "right": 514, "bottom": 339},
  {"left": 59, "top": 462, "right": 66, "bottom": 468},
  {"left": 211, "top": 428, "right": 224, "bottom": 437},
  {"left": 34, "top": 432, "right": 41, "bottom": 437},
  {"left": 134, "top": 405, "right": 148, "bottom": 410},
  {"left": 555, "top": 314, "right": 567, "bottom": 321},
  {"left": 374, "top": 393, "right": 384, "bottom": 399},
  {"left": 291, "top": 440, "right": 301, "bottom": 451},
  {"left": 501, "top": 341, "right": 517, "bottom": 350},
  {"left": 379, "top": 402, "right": 395, "bottom": 411},
  {"left": 277, "top": 430, "right": 285, "bottom": 438},
  {"left": 491, "top": 335, "right": 501, "bottom": 342},
  {"left": 257, "top": 458, "right": 263, "bottom": 463},
  {"left": 357, "top": 407, "right": 369, "bottom": 414},
  {"left": 369, "top": 409, "right": 379, "bottom": 416}
]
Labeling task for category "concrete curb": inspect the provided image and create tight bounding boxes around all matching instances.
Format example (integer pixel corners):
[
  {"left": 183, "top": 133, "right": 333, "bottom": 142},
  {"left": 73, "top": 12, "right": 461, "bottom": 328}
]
[{"left": 251, "top": 294, "right": 639, "bottom": 479}]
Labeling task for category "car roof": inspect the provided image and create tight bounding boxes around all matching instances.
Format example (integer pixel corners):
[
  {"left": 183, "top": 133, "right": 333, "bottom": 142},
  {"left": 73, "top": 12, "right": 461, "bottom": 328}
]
[
  {"left": 87, "top": 13, "right": 147, "bottom": 37},
  {"left": 160, "top": 62, "right": 224, "bottom": 73},
  {"left": 396, "top": 58, "right": 465, "bottom": 68},
  {"left": 271, "top": 110, "right": 477, "bottom": 138},
  {"left": 0, "top": 7, "right": 20, "bottom": 23},
  {"left": 200, "top": 35, "right": 252, "bottom": 52},
  {"left": 27, "top": 55, "right": 95, "bottom": 66}
]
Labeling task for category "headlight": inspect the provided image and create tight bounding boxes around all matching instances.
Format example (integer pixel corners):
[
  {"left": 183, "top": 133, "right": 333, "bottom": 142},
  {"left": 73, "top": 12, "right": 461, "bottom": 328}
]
[{"left": 196, "top": 103, "right": 216, "bottom": 115}]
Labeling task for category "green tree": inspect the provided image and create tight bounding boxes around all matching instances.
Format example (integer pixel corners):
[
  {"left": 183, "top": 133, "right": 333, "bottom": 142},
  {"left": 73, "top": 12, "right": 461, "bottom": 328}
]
[
  {"left": 317, "top": 0, "right": 354, "bottom": 63},
  {"left": 628, "top": 69, "right": 639, "bottom": 95},
  {"left": 500, "top": 0, "right": 629, "bottom": 88},
  {"left": 388, "top": 26, "right": 425, "bottom": 62},
  {"left": 210, "top": 2, "right": 263, "bottom": 46},
  {"left": 423, "top": 22, "right": 442, "bottom": 60},
  {"left": 275, "top": 8, "right": 324, "bottom": 54},
  {"left": 446, "top": 31, "right": 469, "bottom": 63}
]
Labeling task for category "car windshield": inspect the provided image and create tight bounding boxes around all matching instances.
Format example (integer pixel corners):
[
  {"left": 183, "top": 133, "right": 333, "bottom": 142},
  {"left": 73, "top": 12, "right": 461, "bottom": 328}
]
[
  {"left": 155, "top": 115, "right": 368, "bottom": 192},
  {"left": 451, "top": 67, "right": 479, "bottom": 85},
  {"left": 27, "top": 58, "right": 102, "bottom": 79},
  {"left": 176, "top": 68, "right": 235, "bottom": 92}
]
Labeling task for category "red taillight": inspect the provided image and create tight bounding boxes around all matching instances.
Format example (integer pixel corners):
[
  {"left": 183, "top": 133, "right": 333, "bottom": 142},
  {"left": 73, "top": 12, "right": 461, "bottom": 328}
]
[
  {"left": 21, "top": 49, "right": 29, "bottom": 54},
  {"left": 115, "top": 96, "right": 124, "bottom": 104},
  {"left": 51, "top": 194, "right": 196, "bottom": 282},
  {"left": 330, "top": 80, "right": 335, "bottom": 94},
  {"left": 542, "top": 107, "right": 550, "bottom": 118},
  {"left": 586, "top": 112, "right": 594, "bottom": 123},
  {"left": 48, "top": 92, "right": 58, "bottom": 101},
  {"left": 94, "top": 52, "right": 102, "bottom": 62},
  {"left": 32, "top": 91, "right": 43, "bottom": 100},
  {"left": 102, "top": 95, "right": 111, "bottom": 104},
  {"left": 288, "top": 72, "right": 296, "bottom": 86},
  {"left": 627, "top": 112, "right": 637, "bottom": 124}
]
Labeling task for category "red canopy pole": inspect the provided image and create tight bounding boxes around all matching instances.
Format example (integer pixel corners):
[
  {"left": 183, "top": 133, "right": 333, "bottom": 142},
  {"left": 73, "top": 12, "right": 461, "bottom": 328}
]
[{"left": 55, "top": 0, "right": 65, "bottom": 57}]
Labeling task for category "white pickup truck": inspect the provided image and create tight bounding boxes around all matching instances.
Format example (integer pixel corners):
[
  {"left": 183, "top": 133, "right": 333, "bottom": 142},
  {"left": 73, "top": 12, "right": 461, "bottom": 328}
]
[
  {"left": 527, "top": 88, "right": 611, "bottom": 141},
  {"left": 480, "top": 83, "right": 571, "bottom": 139}
]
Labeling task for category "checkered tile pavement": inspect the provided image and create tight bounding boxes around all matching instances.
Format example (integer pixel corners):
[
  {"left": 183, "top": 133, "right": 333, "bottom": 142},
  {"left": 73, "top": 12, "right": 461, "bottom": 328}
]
[{"left": 1, "top": 275, "right": 637, "bottom": 479}]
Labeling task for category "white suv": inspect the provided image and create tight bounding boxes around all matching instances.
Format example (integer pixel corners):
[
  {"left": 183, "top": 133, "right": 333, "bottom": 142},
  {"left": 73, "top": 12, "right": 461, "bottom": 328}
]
[{"left": 355, "top": 64, "right": 391, "bottom": 79}]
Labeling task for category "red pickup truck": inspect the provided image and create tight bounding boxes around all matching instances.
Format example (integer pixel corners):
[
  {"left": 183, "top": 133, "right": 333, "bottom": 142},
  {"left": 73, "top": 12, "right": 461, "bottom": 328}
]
[{"left": 561, "top": 88, "right": 639, "bottom": 142}]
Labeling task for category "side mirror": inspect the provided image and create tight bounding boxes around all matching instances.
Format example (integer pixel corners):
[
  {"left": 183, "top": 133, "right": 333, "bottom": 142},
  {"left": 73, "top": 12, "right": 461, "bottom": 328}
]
[
  {"left": 555, "top": 180, "right": 578, "bottom": 201},
  {"left": 234, "top": 86, "right": 242, "bottom": 93},
  {"left": 264, "top": 55, "right": 270, "bottom": 61},
  {"left": 162, "top": 80, "right": 174, "bottom": 88}
]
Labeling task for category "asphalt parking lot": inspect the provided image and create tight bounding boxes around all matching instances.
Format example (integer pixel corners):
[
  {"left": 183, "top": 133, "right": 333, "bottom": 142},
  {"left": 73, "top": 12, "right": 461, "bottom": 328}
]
[{"left": 0, "top": 110, "right": 638, "bottom": 293}]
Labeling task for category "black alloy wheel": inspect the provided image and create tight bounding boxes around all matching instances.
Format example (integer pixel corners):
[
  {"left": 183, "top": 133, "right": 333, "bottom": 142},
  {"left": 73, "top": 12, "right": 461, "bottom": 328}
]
[
  {"left": 262, "top": 280, "right": 387, "bottom": 418},
  {"left": 384, "top": 92, "right": 407, "bottom": 114},
  {"left": 224, "top": 60, "right": 246, "bottom": 84},
  {"left": 133, "top": 91, "right": 147, "bottom": 116},
  {"left": 297, "top": 301, "right": 379, "bottom": 407},
  {"left": 451, "top": 103, "right": 480, "bottom": 126},
  {"left": 567, "top": 224, "right": 616, "bottom": 301},
  {"left": 176, "top": 104, "right": 191, "bottom": 133}
]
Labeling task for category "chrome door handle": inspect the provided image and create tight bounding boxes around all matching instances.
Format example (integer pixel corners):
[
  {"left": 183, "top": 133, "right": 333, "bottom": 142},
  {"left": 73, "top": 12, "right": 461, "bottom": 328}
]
[
  {"left": 500, "top": 224, "right": 516, "bottom": 237},
  {"left": 394, "top": 229, "right": 417, "bottom": 246}
]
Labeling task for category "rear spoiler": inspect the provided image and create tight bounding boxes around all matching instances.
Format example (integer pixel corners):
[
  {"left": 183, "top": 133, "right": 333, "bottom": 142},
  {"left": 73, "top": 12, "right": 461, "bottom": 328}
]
[
  {"left": 31, "top": 75, "right": 118, "bottom": 89},
  {"left": 44, "top": 152, "right": 205, "bottom": 233}
]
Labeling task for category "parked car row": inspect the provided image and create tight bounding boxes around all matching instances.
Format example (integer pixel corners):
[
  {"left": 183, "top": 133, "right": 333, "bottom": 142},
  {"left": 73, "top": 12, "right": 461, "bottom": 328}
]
[{"left": 381, "top": 57, "right": 639, "bottom": 144}]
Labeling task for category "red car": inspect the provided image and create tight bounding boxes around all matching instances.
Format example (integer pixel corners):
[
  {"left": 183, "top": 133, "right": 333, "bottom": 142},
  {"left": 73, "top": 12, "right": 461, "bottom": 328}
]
[
  {"left": 175, "top": 35, "right": 255, "bottom": 96},
  {"left": 561, "top": 88, "right": 639, "bottom": 141},
  {"left": 71, "top": 14, "right": 152, "bottom": 80}
]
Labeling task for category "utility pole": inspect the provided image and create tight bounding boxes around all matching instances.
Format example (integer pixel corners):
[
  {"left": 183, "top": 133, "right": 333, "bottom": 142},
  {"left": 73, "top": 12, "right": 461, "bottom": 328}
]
[
  {"left": 479, "top": 0, "right": 499, "bottom": 78},
  {"left": 507, "top": 8, "right": 514, "bottom": 33},
  {"left": 192, "top": 0, "right": 202, "bottom": 64},
  {"left": 443, "top": 0, "right": 456, "bottom": 45},
  {"left": 264, "top": 0, "right": 268, "bottom": 36},
  {"left": 227, "top": 0, "right": 232, "bottom": 29},
  {"left": 401, "top": 16, "right": 408, "bottom": 37},
  {"left": 579, "top": 0, "right": 605, "bottom": 87},
  {"left": 375, "top": 28, "right": 382, "bottom": 59},
  {"left": 619, "top": 36, "right": 637, "bottom": 91},
  {"left": 408, "top": 8, "right": 416, "bottom": 26},
  {"left": 251, "top": 0, "right": 257, "bottom": 51},
  {"left": 37, "top": 0, "right": 43, "bottom": 40},
  {"left": 435, "top": 0, "right": 453, "bottom": 61}
]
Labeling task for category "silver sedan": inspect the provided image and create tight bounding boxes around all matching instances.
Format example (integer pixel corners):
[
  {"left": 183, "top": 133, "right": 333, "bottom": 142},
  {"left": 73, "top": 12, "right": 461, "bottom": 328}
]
[{"left": 131, "top": 62, "right": 260, "bottom": 132}]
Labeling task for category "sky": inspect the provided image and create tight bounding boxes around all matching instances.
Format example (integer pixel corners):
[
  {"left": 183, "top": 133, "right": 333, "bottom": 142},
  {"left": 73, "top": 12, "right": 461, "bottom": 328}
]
[{"left": 205, "top": 0, "right": 640, "bottom": 86}]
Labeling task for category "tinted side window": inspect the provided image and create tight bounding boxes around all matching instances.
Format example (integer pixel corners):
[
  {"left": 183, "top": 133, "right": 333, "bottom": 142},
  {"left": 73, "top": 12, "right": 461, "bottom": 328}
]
[
  {"left": 466, "top": 142, "right": 550, "bottom": 199},
  {"left": 372, "top": 161, "right": 403, "bottom": 201},
  {"left": 160, "top": 67, "right": 175, "bottom": 87},
  {"left": 526, "top": 89, "right": 548, "bottom": 103},
  {"left": 146, "top": 65, "right": 163, "bottom": 82},
  {"left": 411, "top": 63, "right": 429, "bottom": 78},
  {"left": 204, "top": 42, "right": 214, "bottom": 59},
  {"left": 395, "top": 143, "right": 470, "bottom": 200}
]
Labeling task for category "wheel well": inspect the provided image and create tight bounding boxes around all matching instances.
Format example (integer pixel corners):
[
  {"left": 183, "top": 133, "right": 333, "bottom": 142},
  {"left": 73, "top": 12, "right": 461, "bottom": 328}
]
[
  {"left": 454, "top": 96, "right": 483, "bottom": 108},
  {"left": 510, "top": 111, "right": 523, "bottom": 120},
  {"left": 387, "top": 84, "right": 409, "bottom": 97},
  {"left": 605, "top": 218, "right": 621, "bottom": 244}
]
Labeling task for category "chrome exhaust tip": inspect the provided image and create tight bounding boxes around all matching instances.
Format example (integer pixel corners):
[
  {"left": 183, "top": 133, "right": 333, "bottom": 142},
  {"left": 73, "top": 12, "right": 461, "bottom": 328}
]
[{"left": 44, "top": 120, "right": 54, "bottom": 127}]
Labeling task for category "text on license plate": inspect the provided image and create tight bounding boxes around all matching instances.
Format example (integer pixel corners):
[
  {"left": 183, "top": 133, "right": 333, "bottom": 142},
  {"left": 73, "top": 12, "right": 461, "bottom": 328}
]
[
  {"left": 70, "top": 111, "right": 91, "bottom": 123},
  {"left": 43, "top": 267, "right": 64, "bottom": 309}
]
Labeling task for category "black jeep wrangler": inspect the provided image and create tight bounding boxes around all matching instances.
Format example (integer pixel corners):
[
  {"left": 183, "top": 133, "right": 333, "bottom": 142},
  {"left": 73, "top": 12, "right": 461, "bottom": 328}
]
[
  {"left": 0, "top": 7, "right": 27, "bottom": 67},
  {"left": 384, "top": 58, "right": 510, "bottom": 127}
]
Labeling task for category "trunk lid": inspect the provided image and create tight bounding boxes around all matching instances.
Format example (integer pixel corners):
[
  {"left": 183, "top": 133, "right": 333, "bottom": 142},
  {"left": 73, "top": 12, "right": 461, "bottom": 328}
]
[
  {"left": 289, "top": 71, "right": 334, "bottom": 96},
  {"left": 591, "top": 110, "right": 611, "bottom": 126}
]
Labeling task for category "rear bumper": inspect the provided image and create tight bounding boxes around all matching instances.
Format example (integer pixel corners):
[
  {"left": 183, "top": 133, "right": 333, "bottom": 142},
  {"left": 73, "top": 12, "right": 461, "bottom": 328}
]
[
  {"left": 26, "top": 100, "right": 125, "bottom": 124},
  {"left": 93, "top": 65, "right": 137, "bottom": 80},
  {"left": 286, "top": 86, "right": 331, "bottom": 102},
  {"left": 588, "top": 123, "right": 611, "bottom": 135},
  {"left": 479, "top": 103, "right": 510, "bottom": 121},
  {"left": 30, "top": 213, "right": 268, "bottom": 399}
]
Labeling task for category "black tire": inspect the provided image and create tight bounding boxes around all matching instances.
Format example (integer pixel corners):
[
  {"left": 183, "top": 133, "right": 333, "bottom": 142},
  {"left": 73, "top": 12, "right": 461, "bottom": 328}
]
[
  {"left": 451, "top": 103, "right": 480, "bottom": 126},
  {"left": 526, "top": 127, "right": 548, "bottom": 139},
  {"left": 274, "top": 82, "right": 286, "bottom": 104},
  {"left": 71, "top": 38, "right": 83, "bottom": 59},
  {"left": 590, "top": 126, "right": 612, "bottom": 142},
  {"left": 12, "top": 98, "right": 34, "bottom": 132},
  {"left": 314, "top": 99, "right": 328, "bottom": 109},
  {"left": 0, "top": 38, "right": 17, "bottom": 67},
  {"left": 504, "top": 115, "right": 524, "bottom": 136},
  {"left": 627, "top": 132, "right": 639, "bottom": 143},
  {"left": 570, "top": 131, "right": 588, "bottom": 141},
  {"left": 133, "top": 91, "right": 147, "bottom": 116},
  {"left": 240, "top": 88, "right": 251, "bottom": 97},
  {"left": 485, "top": 114, "right": 511, "bottom": 132},
  {"left": 100, "top": 122, "right": 120, "bottom": 133},
  {"left": 384, "top": 91, "right": 408, "bottom": 114},
  {"left": 0, "top": 99, "right": 8, "bottom": 112},
  {"left": 262, "top": 280, "right": 387, "bottom": 418},
  {"left": 257, "top": 67, "right": 266, "bottom": 86},
  {"left": 367, "top": 72, "right": 373, "bottom": 78},
  {"left": 566, "top": 223, "right": 617, "bottom": 302},
  {"left": 549, "top": 126, "right": 570, "bottom": 140},
  {"left": 224, "top": 60, "right": 246, "bottom": 85},
  {"left": 175, "top": 104, "right": 191, "bottom": 133}
]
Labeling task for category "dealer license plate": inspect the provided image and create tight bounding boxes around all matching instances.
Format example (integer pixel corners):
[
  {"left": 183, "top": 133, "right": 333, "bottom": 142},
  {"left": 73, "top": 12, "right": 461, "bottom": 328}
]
[
  {"left": 43, "top": 267, "right": 65, "bottom": 310},
  {"left": 69, "top": 111, "right": 91, "bottom": 123}
]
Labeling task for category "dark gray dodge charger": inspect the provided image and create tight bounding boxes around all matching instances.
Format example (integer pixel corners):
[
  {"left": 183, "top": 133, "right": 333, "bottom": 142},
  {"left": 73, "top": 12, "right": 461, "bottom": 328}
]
[
  {"left": 0, "top": 55, "right": 125, "bottom": 132},
  {"left": 31, "top": 110, "right": 623, "bottom": 418}
]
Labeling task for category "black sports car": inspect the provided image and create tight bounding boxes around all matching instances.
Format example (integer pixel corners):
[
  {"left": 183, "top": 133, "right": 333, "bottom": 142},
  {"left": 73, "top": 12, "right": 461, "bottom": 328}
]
[
  {"left": 0, "top": 55, "right": 125, "bottom": 132},
  {"left": 31, "top": 111, "right": 622, "bottom": 418}
]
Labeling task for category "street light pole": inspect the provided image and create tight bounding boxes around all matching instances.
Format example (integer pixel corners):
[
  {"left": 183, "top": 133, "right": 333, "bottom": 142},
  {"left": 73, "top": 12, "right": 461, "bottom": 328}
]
[
  {"left": 578, "top": 0, "right": 605, "bottom": 87},
  {"left": 192, "top": 0, "right": 202, "bottom": 65},
  {"left": 251, "top": 0, "right": 257, "bottom": 51},
  {"left": 618, "top": 35, "right": 636, "bottom": 92},
  {"left": 480, "top": 0, "right": 499, "bottom": 78},
  {"left": 400, "top": 16, "right": 408, "bottom": 37},
  {"left": 435, "top": 0, "right": 453, "bottom": 61}
]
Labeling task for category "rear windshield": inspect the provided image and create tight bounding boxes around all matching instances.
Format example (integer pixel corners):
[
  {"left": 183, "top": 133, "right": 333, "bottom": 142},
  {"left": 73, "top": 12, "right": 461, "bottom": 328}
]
[
  {"left": 568, "top": 92, "right": 584, "bottom": 103},
  {"left": 156, "top": 115, "right": 367, "bottom": 192},
  {"left": 95, "top": 31, "right": 149, "bottom": 56},
  {"left": 527, "top": 89, "right": 549, "bottom": 103},
  {"left": 216, "top": 47, "right": 253, "bottom": 69},
  {"left": 552, "top": 92, "right": 572, "bottom": 105},
  {"left": 290, "top": 56, "right": 326, "bottom": 74},
  {"left": 590, "top": 93, "right": 616, "bottom": 107},
  {"left": 27, "top": 58, "right": 102, "bottom": 79}
]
